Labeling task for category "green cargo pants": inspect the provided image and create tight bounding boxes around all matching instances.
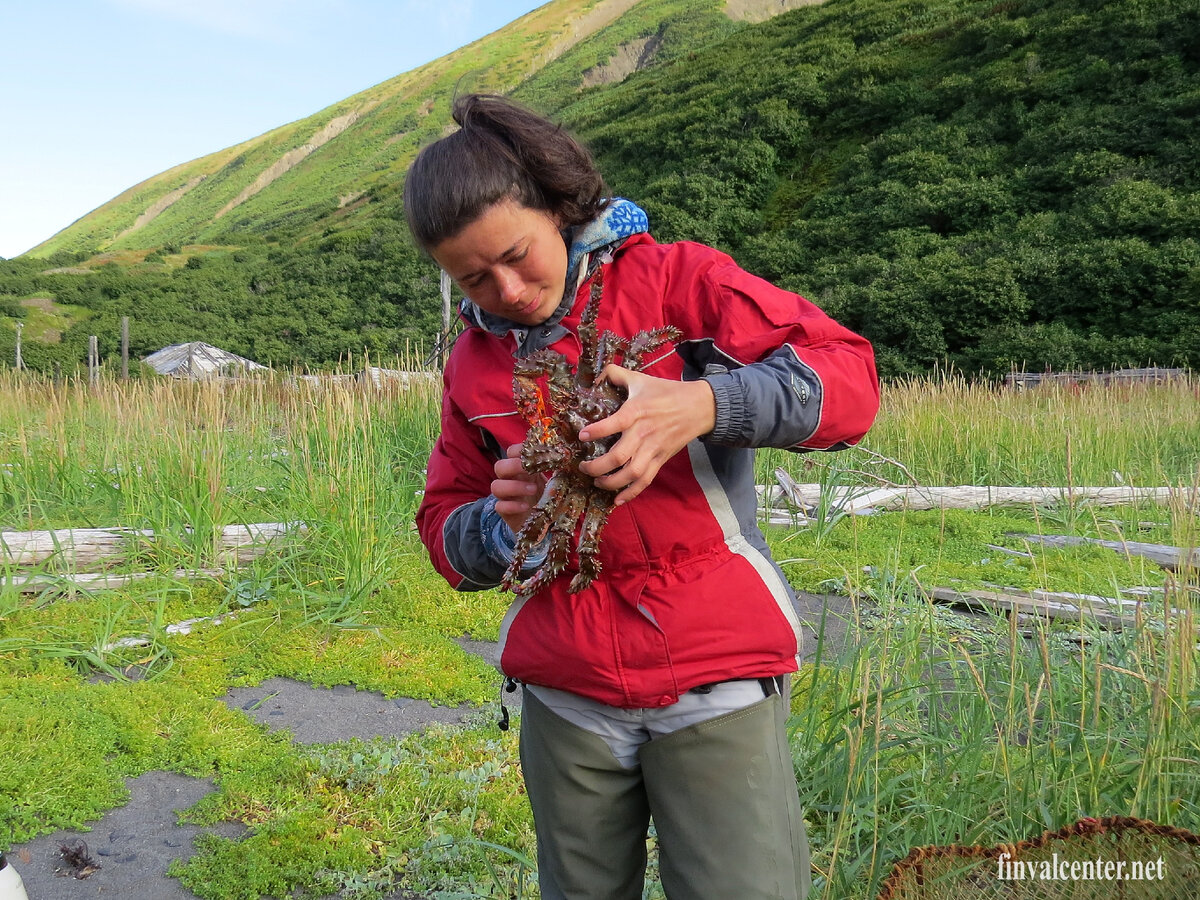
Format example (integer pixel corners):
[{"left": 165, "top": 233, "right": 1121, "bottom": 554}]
[{"left": 519, "top": 684, "right": 811, "bottom": 899}]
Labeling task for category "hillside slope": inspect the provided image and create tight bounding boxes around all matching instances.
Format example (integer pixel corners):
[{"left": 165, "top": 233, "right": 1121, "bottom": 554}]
[
  {"left": 28, "top": 0, "right": 740, "bottom": 259},
  {"left": 4, "top": 0, "right": 1198, "bottom": 377},
  {"left": 559, "top": 0, "right": 1200, "bottom": 374}
]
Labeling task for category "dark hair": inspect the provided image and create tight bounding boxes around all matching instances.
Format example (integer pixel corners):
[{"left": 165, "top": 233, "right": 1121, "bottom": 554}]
[{"left": 403, "top": 94, "right": 608, "bottom": 253}]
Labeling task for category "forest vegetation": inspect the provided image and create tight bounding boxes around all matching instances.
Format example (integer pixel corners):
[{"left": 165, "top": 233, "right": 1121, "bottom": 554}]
[{"left": 2, "top": 0, "right": 1197, "bottom": 376}]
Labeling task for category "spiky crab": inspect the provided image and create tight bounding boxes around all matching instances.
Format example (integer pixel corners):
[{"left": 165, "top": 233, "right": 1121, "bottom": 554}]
[{"left": 500, "top": 267, "right": 680, "bottom": 596}]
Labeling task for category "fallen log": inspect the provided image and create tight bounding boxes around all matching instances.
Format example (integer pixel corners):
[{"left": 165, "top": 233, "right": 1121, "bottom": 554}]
[
  {"left": 1009, "top": 533, "right": 1200, "bottom": 571},
  {"left": 983, "top": 543, "right": 1035, "bottom": 559},
  {"left": 104, "top": 611, "right": 238, "bottom": 651},
  {"left": 4, "top": 568, "right": 226, "bottom": 595},
  {"left": 1003, "top": 586, "right": 1150, "bottom": 615},
  {"left": 928, "top": 586, "right": 1141, "bottom": 630},
  {"left": 1004, "top": 367, "right": 1187, "bottom": 389},
  {"left": 0, "top": 522, "right": 302, "bottom": 570},
  {"left": 769, "top": 478, "right": 1189, "bottom": 516}
]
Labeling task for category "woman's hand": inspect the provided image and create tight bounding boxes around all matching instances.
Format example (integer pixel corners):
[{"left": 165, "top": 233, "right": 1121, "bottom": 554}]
[
  {"left": 577, "top": 366, "right": 716, "bottom": 506},
  {"left": 491, "top": 444, "right": 545, "bottom": 533}
]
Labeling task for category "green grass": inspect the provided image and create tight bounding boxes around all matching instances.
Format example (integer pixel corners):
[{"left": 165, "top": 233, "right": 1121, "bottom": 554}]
[
  {"left": 1, "top": 372, "right": 1197, "bottom": 897},
  {"left": 763, "top": 373, "right": 1200, "bottom": 488},
  {"left": 789, "top": 579, "right": 1200, "bottom": 897},
  {"left": 769, "top": 504, "right": 1177, "bottom": 599}
]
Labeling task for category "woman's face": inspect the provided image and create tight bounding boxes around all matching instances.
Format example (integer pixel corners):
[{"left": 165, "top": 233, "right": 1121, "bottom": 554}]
[{"left": 431, "top": 199, "right": 568, "bottom": 326}]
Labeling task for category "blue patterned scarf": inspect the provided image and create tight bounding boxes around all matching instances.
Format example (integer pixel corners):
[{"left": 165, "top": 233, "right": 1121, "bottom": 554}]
[{"left": 564, "top": 197, "right": 649, "bottom": 291}]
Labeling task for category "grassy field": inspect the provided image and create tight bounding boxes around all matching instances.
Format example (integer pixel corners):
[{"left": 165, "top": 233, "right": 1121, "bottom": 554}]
[
  {"left": 1, "top": 371, "right": 1197, "bottom": 898},
  {"left": 5, "top": 295, "right": 92, "bottom": 345}
]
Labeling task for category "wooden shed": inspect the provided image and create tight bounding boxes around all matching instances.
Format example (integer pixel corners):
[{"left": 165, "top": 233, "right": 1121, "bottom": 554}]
[{"left": 143, "top": 342, "right": 266, "bottom": 378}]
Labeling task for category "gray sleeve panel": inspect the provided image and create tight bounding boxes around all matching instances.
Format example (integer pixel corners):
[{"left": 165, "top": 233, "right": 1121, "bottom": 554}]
[
  {"left": 701, "top": 346, "right": 823, "bottom": 449},
  {"left": 442, "top": 497, "right": 508, "bottom": 591},
  {"left": 443, "top": 496, "right": 551, "bottom": 593}
]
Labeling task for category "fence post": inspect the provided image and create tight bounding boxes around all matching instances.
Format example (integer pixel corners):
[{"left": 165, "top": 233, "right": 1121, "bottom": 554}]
[
  {"left": 121, "top": 316, "right": 130, "bottom": 380},
  {"left": 440, "top": 269, "right": 452, "bottom": 370},
  {"left": 89, "top": 335, "right": 99, "bottom": 386}
]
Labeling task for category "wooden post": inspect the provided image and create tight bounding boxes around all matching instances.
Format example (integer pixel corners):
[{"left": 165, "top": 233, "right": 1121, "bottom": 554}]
[
  {"left": 14, "top": 322, "right": 22, "bottom": 370},
  {"left": 89, "top": 335, "right": 99, "bottom": 386},
  {"left": 439, "top": 269, "right": 452, "bottom": 370},
  {"left": 121, "top": 316, "right": 129, "bottom": 380}
]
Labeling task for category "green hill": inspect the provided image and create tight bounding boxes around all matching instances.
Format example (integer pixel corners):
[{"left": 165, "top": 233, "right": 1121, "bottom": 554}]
[
  {"left": 562, "top": 0, "right": 1200, "bottom": 375},
  {"left": 2, "top": 0, "right": 1197, "bottom": 375},
  {"left": 25, "top": 0, "right": 737, "bottom": 260}
]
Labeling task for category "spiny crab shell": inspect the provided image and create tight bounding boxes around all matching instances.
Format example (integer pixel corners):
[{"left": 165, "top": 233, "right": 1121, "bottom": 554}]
[{"left": 500, "top": 267, "right": 681, "bottom": 596}]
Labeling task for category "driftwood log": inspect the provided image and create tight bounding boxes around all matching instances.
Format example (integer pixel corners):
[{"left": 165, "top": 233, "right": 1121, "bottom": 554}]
[
  {"left": 769, "top": 476, "right": 1190, "bottom": 516},
  {"left": 1010, "top": 533, "right": 1200, "bottom": 571},
  {"left": 0, "top": 522, "right": 301, "bottom": 570},
  {"left": 6, "top": 568, "right": 226, "bottom": 596},
  {"left": 928, "top": 584, "right": 1198, "bottom": 637},
  {"left": 105, "top": 610, "right": 238, "bottom": 651},
  {"left": 1003, "top": 366, "right": 1188, "bottom": 389},
  {"left": 928, "top": 586, "right": 1146, "bottom": 630}
]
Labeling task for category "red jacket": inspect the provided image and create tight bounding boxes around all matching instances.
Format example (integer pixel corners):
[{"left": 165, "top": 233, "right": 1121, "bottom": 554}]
[{"left": 417, "top": 233, "right": 878, "bottom": 708}]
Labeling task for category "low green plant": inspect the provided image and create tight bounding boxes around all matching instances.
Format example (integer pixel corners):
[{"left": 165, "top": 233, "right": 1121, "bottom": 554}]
[
  {"left": 170, "top": 725, "right": 534, "bottom": 900},
  {"left": 1, "top": 373, "right": 1197, "bottom": 898}
]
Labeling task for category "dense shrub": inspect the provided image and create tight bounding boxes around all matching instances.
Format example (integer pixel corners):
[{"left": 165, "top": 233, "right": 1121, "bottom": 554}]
[
  {"left": 5, "top": 0, "right": 1198, "bottom": 376},
  {"left": 560, "top": 0, "right": 1200, "bottom": 375}
]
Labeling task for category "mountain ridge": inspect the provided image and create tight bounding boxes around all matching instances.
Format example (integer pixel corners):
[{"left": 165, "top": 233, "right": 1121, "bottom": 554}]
[
  {"left": 28, "top": 0, "right": 751, "bottom": 259},
  {"left": 5, "top": 0, "right": 1197, "bottom": 377}
]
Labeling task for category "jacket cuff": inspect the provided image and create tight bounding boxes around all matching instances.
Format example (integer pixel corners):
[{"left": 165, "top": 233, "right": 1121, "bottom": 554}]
[
  {"left": 701, "top": 371, "right": 746, "bottom": 445},
  {"left": 480, "top": 495, "right": 548, "bottom": 569}
]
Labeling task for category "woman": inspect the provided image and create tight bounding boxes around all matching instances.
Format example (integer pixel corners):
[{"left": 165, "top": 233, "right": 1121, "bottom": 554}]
[{"left": 405, "top": 93, "right": 879, "bottom": 899}]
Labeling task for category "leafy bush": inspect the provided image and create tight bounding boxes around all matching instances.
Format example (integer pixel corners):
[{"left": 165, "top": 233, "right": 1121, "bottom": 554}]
[
  {"left": 9, "top": 0, "right": 1200, "bottom": 376},
  {"left": 559, "top": 0, "right": 1200, "bottom": 375}
]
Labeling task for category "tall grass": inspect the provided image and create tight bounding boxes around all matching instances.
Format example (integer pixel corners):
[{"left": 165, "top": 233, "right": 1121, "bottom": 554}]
[
  {"left": 792, "top": 570, "right": 1200, "bottom": 898},
  {"left": 4, "top": 371, "right": 1195, "bottom": 538},
  {"left": 764, "top": 373, "right": 1200, "bottom": 488},
  {"left": 757, "top": 374, "right": 1200, "bottom": 897},
  {"left": 1, "top": 370, "right": 1197, "bottom": 898},
  {"left": 0, "top": 368, "right": 439, "bottom": 579}
]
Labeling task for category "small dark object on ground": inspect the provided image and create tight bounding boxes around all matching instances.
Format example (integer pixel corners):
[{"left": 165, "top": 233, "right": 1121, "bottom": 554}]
[{"left": 56, "top": 838, "right": 101, "bottom": 879}]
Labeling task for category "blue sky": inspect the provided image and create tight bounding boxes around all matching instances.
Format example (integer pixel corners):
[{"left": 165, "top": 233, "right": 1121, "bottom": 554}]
[{"left": 0, "top": 0, "right": 546, "bottom": 259}]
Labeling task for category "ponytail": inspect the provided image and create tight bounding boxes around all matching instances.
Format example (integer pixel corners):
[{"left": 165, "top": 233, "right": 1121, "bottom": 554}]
[{"left": 404, "top": 94, "right": 608, "bottom": 253}]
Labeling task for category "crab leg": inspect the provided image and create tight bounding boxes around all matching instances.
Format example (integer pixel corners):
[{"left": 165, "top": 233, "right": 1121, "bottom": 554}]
[
  {"left": 575, "top": 269, "right": 605, "bottom": 386},
  {"left": 503, "top": 475, "right": 587, "bottom": 596},
  {"left": 569, "top": 487, "right": 617, "bottom": 593},
  {"left": 620, "top": 326, "right": 682, "bottom": 371}
]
